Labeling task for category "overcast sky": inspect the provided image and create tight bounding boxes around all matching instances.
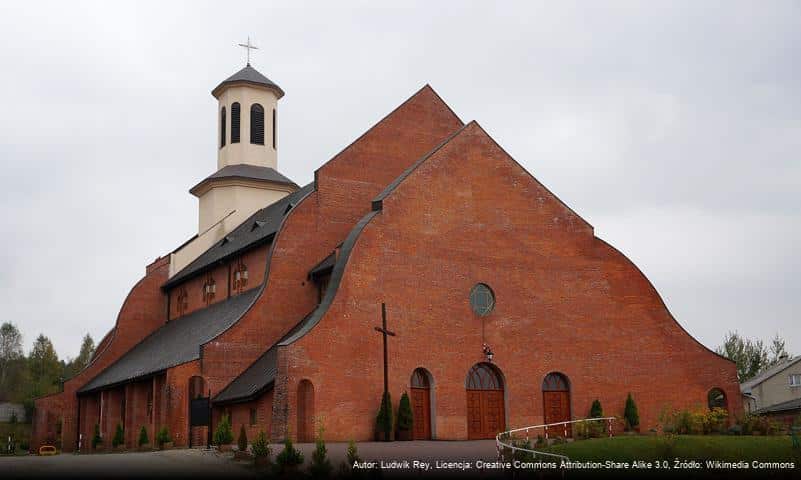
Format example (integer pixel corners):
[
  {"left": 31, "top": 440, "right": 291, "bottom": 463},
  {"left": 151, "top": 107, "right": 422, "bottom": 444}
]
[{"left": 0, "top": 1, "right": 798, "bottom": 360}]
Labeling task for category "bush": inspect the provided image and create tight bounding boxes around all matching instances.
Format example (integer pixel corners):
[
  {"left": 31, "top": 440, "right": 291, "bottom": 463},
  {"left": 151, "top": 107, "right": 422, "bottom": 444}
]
[
  {"left": 213, "top": 414, "right": 234, "bottom": 446},
  {"left": 156, "top": 426, "right": 171, "bottom": 447},
  {"left": 276, "top": 437, "right": 304, "bottom": 471},
  {"left": 589, "top": 399, "right": 603, "bottom": 418},
  {"left": 251, "top": 431, "right": 271, "bottom": 458},
  {"left": 92, "top": 423, "right": 102, "bottom": 449},
  {"left": 624, "top": 393, "right": 639, "bottom": 430},
  {"left": 138, "top": 426, "right": 149, "bottom": 447},
  {"left": 310, "top": 428, "right": 333, "bottom": 478},
  {"left": 396, "top": 392, "right": 413, "bottom": 433},
  {"left": 375, "top": 392, "right": 393, "bottom": 441},
  {"left": 346, "top": 439, "right": 361, "bottom": 465},
  {"left": 112, "top": 423, "right": 124, "bottom": 448},
  {"left": 237, "top": 424, "right": 248, "bottom": 452}
]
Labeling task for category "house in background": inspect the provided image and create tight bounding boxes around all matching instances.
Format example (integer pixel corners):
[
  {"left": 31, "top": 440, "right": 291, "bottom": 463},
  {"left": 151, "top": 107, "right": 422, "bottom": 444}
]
[
  {"left": 740, "top": 355, "right": 801, "bottom": 424},
  {"left": 0, "top": 402, "right": 26, "bottom": 423}
]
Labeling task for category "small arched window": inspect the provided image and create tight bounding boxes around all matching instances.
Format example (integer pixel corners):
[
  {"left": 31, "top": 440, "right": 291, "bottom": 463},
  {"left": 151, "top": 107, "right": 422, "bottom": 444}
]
[
  {"left": 230, "top": 102, "right": 241, "bottom": 143},
  {"left": 250, "top": 103, "right": 264, "bottom": 145},
  {"left": 542, "top": 372, "right": 570, "bottom": 391},
  {"left": 466, "top": 363, "right": 503, "bottom": 390},
  {"left": 220, "top": 107, "right": 226, "bottom": 148},
  {"left": 411, "top": 368, "right": 430, "bottom": 388},
  {"left": 708, "top": 388, "right": 727, "bottom": 410}
]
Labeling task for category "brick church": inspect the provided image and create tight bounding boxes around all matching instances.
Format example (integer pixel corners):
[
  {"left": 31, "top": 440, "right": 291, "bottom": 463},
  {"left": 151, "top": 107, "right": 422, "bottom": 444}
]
[{"left": 33, "top": 60, "right": 741, "bottom": 452}]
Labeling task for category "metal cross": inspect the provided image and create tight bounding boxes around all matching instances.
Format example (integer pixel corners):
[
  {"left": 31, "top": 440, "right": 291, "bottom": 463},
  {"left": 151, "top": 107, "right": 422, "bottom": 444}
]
[
  {"left": 374, "top": 303, "right": 396, "bottom": 441},
  {"left": 238, "top": 36, "right": 259, "bottom": 66}
]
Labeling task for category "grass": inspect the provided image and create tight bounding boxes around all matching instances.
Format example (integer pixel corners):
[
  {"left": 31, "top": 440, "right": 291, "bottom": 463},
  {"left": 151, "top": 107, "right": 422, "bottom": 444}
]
[{"left": 539, "top": 435, "right": 800, "bottom": 463}]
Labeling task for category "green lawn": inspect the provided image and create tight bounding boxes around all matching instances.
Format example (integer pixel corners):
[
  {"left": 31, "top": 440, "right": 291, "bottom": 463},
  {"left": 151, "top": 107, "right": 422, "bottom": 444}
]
[{"left": 539, "top": 435, "right": 799, "bottom": 463}]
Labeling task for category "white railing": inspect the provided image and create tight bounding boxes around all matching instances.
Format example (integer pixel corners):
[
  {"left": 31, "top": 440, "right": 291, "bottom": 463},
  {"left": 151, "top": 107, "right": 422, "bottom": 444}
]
[{"left": 496, "top": 417, "right": 618, "bottom": 462}]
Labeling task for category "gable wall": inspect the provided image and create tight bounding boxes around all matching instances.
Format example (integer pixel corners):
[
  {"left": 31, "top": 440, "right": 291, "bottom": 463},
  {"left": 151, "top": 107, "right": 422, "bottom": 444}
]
[{"left": 279, "top": 123, "right": 741, "bottom": 441}]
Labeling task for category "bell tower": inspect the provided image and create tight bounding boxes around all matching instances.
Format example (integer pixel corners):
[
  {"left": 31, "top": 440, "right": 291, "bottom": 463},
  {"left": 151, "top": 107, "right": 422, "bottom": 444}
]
[{"left": 168, "top": 41, "right": 297, "bottom": 278}]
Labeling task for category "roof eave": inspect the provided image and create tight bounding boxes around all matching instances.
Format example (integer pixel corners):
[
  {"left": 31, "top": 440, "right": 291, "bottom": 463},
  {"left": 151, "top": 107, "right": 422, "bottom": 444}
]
[{"left": 211, "top": 80, "right": 285, "bottom": 100}]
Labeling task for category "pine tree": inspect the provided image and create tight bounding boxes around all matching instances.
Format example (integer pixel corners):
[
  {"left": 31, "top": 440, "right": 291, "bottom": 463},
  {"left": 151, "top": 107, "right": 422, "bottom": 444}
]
[
  {"left": 589, "top": 399, "right": 603, "bottom": 418},
  {"left": 396, "top": 392, "right": 413, "bottom": 437},
  {"left": 138, "top": 426, "right": 149, "bottom": 447},
  {"left": 237, "top": 424, "right": 248, "bottom": 452},
  {"left": 310, "top": 427, "right": 332, "bottom": 478},
  {"left": 112, "top": 423, "right": 124, "bottom": 448},
  {"left": 624, "top": 393, "right": 640, "bottom": 430},
  {"left": 375, "top": 392, "right": 393, "bottom": 441},
  {"left": 92, "top": 423, "right": 102, "bottom": 449}
]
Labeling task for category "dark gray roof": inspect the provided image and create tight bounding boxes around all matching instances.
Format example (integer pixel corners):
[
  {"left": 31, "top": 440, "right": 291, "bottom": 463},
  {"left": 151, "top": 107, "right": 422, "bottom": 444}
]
[
  {"left": 308, "top": 252, "right": 335, "bottom": 278},
  {"left": 79, "top": 289, "right": 260, "bottom": 393},
  {"left": 212, "top": 314, "right": 311, "bottom": 404},
  {"left": 164, "top": 183, "right": 314, "bottom": 289},
  {"left": 756, "top": 397, "right": 801, "bottom": 414},
  {"left": 212, "top": 65, "right": 285, "bottom": 99},
  {"left": 741, "top": 356, "right": 801, "bottom": 392},
  {"left": 189, "top": 165, "right": 297, "bottom": 196}
]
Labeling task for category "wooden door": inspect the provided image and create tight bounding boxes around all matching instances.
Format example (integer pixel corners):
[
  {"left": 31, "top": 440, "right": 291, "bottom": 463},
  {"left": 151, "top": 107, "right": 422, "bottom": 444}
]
[
  {"left": 411, "top": 387, "right": 431, "bottom": 440},
  {"left": 543, "top": 391, "right": 571, "bottom": 437},
  {"left": 466, "top": 390, "right": 506, "bottom": 439}
]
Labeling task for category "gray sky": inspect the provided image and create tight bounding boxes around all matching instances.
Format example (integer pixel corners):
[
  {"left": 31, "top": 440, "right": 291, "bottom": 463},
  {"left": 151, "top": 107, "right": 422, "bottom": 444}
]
[{"left": 0, "top": 1, "right": 798, "bottom": 360}]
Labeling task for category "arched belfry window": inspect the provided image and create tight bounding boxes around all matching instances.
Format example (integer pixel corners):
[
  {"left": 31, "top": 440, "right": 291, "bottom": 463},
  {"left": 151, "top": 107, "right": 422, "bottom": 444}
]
[
  {"left": 230, "top": 102, "right": 241, "bottom": 143},
  {"left": 250, "top": 103, "right": 264, "bottom": 145},
  {"left": 220, "top": 107, "right": 226, "bottom": 148}
]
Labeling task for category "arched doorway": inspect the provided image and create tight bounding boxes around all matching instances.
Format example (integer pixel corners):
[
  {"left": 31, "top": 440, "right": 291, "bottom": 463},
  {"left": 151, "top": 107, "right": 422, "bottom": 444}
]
[
  {"left": 410, "top": 368, "right": 432, "bottom": 440},
  {"left": 542, "top": 372, "right": 571, "bottom": 436},
  {"left": 188, "top": 376, "right": 207, "bottom": 447},
  {"left": 465, "top": 363, "right": 505, "bottom": 439},
  {"left": 297, "top": 380, "right": 315, "bottom": 442}
]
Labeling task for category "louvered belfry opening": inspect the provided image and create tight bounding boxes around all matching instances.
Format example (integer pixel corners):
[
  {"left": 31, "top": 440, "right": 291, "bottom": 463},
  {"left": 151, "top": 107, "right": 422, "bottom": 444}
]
[
  {"left": 231, "top": 102, "right": 241, "bottom": 143},
  {"left": 220, "top": 107, "right": 226, "bottom": 148},
  {"left": 250, "top": 103, "right": 265, "bottom": 145}
]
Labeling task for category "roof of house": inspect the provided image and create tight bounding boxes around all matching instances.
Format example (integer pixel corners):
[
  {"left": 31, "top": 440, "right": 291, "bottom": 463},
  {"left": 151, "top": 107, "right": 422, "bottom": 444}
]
[
  {"left": 740, "top": 355, "right": 801, "bottom": 392},
  {"left": 189, "top": 165, "right": 297, "bottom": 196},
  {"left": 755, "top": 397, "right": 801, "bottom": 415},
  {"left": 212, "top": 313, "right": 312, "bottom": 404},
  {"left": 164, "top": 183, "right": 314, "bottom": 289},
  {"left": 212, "top": 64, "right": 285, "bottom": 99},
  {"left": 78, "top": 288, "right": 260, "bottom": 394}
]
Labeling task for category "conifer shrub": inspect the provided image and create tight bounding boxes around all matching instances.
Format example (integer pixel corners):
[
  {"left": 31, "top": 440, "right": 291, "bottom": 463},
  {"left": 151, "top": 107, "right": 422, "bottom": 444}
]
[
  {"left": 92, "top": 423, "right": 102, "bottom": 449},
  {"left": 237, "top": 424, "right": 248, "bottom": 452},
  {"left": 276, "top": 437, "right": 304, "bottom": 472},
  {"left": 310, "top": 427, "right": 332, "bottom": 478},
  {"left": 589, "top": 399, "right": 603, "bottom": 418},
  {"left": 213, "top": 414, "right": 234, "bottom": 446},
  {"left": 588, "top": 399, "right": 604, "bottom": 437},
  {"left": 112, "top": 423, "right": 124, "bottom": 448},
  {"left": 251, "top": 431, "right": 271, "bottom": 458},
  {"left": 624, "top": 393, "right": 640, "bottom": 431},
  {"left": 396, "top": 392, "right": 413, "bottom": 440},
  {"left": 156, "top": 426, "right": 171, "bottom": 448},
  {"left": 138, "top": 426, "right": 149, "bottom": 447},
  {"left": 375, "top": 392, "right": 393, "bottom": 441}
]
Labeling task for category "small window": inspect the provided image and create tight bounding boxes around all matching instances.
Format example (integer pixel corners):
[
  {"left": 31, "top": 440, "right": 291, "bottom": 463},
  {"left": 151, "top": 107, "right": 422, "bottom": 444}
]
[
  {"left": 233, "top": 261, "right": 248, "bottom": 293},
  {"left": 249, "top": 408, "right": 257, "bottom": 426},
  {"left": 220, "top": 107, "right": 226, "bottom": 148},
  {"left": 790, "top": 374, "right": 801, "bottom": 387},
  {"left": 202, "top": 276, "right": 216, "bottom": 304},
  {"left": 176, "top": 287, "right": 189, "bottom": 316},
  {"left": 469, "top": 283, "right": 495, "bottom": 316},
  {"left": 231, "top": 102, "right": 241, "bottom": 143},
  {"left": 707, "top": 388, "right": 727, "bottom": 410},
  {"left": 250, "top": 104, "right": 264, "bottom": 145},
  {"left": 272, "top": 108, "right": 276, "bottom": 149}
]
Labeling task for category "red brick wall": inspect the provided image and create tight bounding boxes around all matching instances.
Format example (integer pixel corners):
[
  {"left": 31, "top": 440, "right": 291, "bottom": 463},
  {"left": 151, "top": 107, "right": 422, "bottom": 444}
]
[
  {"left": 217, "top": 391, "right": 274, "bottom": 447},
  {"left": 33, "top": 256, "right": 170, "bottom": 452},
  {"left": 201, "top": 86, "right": 464, "bottom": 402},
  {"left": 278, "top": 122, "right": 742, "bottom": 441},
  {"left": 163, "top": 360, "right": 202, "bottom": 448}
]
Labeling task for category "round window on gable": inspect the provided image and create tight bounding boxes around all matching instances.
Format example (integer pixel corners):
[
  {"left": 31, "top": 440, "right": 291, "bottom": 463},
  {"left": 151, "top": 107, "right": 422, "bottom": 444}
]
[{"left": 470, "top": 283, "right": 495, "bottom": 316}]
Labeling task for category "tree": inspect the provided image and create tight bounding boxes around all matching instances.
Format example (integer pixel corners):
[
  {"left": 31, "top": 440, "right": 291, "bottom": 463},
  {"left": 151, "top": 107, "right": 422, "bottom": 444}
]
[
  {"left": 589, "top": 399, "right": 603, "bottom": 418},
  {"left": 375, "top": 392, "right": 393, "bottom": 441},
  {"left": 624, "top": 393, "right": 639, "bottom": 431},
  {"left": 310, "top": 427, "right": 332, "bottom": 478},
  {"left": 28, "top": 334, "right": 61, "bottom": 386},
  {"left": 716, "top": 331, "right": 792, "bottom": 382},
  {"left": 237, "top": 424, "right": 248, "bottom": 452},
  {"left": 138, "top": 426, "right": 149, "bottom": 447},
  {"left": 396, "top": 392, "right": 413, "bottom": 438},
  {"left": 64, "top": 334, "right": 95, "bottom": 379},
  {"left": 0, "top": 322, "right": 23, "bottom": 394},
  {"left": 112, "top": 423, "right": 124, "bottom": 448},
  {"left": 213, "top": 414, "right": 234, "bottom": 446}
]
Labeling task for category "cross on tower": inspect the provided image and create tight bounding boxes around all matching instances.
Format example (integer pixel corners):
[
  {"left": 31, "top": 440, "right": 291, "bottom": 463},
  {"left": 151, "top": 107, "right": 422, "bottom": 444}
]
[
  {"left": 374, "top": 303, "right": 396, "bottom": 441},
  {"left": 238, "top": 36, "right": 259, "bottom": 66}
]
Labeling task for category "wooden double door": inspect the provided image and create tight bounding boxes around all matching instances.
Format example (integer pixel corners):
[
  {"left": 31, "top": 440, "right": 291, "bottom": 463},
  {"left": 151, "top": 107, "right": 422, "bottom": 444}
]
[
  {"left": 411, "top": 387, "right": 431, "bottom": 440},
  {"left": 466, "top": 389, "right": 505, "bottom": 439}
]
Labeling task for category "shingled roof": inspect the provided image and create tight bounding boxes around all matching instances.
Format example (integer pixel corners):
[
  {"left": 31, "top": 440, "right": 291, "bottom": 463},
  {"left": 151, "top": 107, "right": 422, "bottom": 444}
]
[
  {"left": 212, "top": 64, "right": 285, "bottom": 99},
  {"left": 212, "top": 313, "right": 311, "bottom": 404},
  {"left": 189, "top": 165, "right": 297, "bottom": 196},
  {"left": 78, "top": 288, "right": 260, "bottom": 394},
  {"left": 164, "top": 183, "right": 314, "bottom": 289}
]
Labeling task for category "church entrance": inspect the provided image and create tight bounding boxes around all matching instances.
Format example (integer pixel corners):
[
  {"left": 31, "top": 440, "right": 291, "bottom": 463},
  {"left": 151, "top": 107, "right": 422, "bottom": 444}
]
[
  {"left": 297, "top": 379, "right": 315, "bottom": 442},
  {"left": 410, "top": 368, "right": 432, "bottom": 440},
  {"left": 542, "top": 372, "right": 571, "bottom": 437},
  {"left": 465, "top": 363, "right": 505, "bottom": 440}
]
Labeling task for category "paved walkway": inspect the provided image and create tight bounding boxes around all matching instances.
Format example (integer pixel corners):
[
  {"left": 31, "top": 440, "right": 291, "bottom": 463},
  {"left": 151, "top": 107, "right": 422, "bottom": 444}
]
[{"left": 0, "top": 440, "right": 500, "bottom": 478}]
